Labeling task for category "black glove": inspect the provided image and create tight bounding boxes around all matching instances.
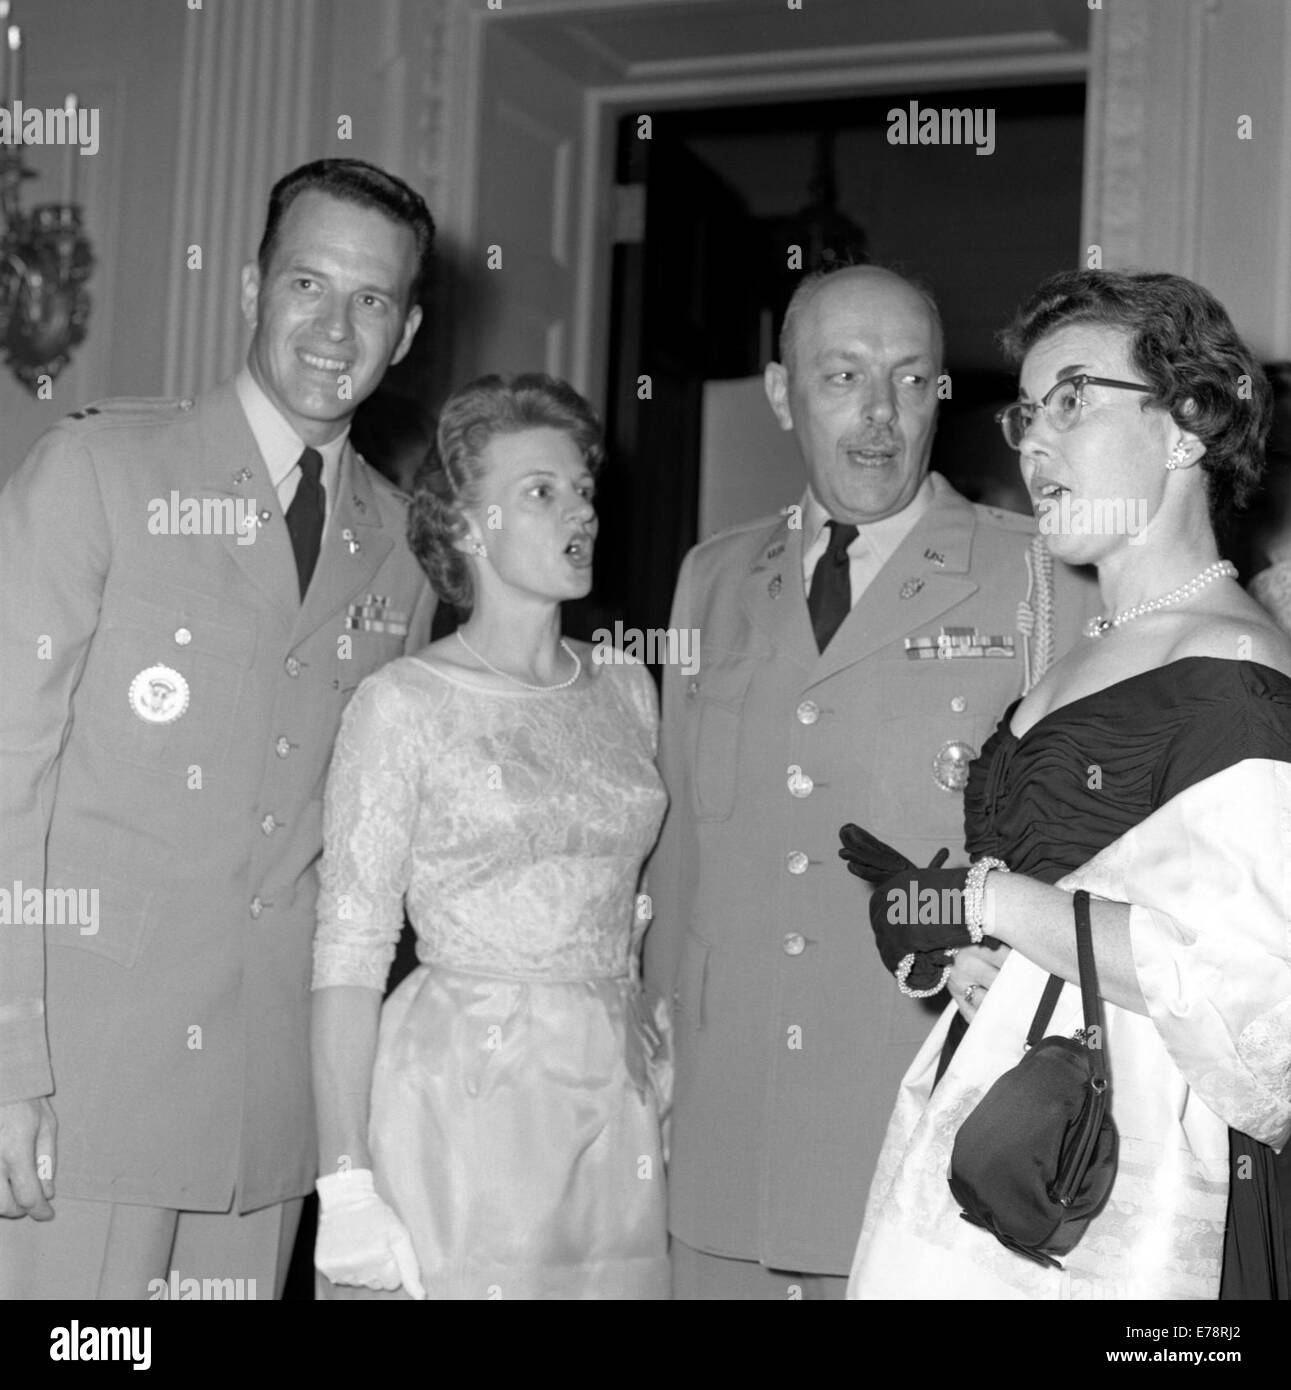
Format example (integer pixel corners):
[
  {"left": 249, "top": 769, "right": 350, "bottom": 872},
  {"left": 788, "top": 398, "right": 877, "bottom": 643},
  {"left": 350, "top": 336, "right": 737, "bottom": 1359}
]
[{"left": 839, "top": 823, "right": 978, "bottom": 992}]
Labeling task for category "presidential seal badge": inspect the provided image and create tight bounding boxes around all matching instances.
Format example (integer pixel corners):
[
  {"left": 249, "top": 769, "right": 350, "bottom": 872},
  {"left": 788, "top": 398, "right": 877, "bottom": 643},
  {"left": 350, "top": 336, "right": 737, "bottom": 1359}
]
[
  {"left": 128, "top": 665, "right": 190, "bottom": 724},
  {"left": 932, "top": 738, "right": 977, "bottom": 792}
]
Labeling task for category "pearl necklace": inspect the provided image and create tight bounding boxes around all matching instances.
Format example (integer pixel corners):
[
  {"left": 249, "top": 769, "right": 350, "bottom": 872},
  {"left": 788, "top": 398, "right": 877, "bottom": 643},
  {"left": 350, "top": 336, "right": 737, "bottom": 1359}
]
[
  {"left": 1085, "top": 560, "right": 1237, "bottom": 638},
  {"left": 455, "top": 630, "right": 582, "bottom": 691}
]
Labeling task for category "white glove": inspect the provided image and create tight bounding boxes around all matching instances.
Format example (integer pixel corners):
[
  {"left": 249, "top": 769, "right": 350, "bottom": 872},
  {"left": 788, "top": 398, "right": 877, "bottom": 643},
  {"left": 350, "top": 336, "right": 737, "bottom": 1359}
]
[{"left": 315, "top": 1169, "right": 427, "bottom": 1299}]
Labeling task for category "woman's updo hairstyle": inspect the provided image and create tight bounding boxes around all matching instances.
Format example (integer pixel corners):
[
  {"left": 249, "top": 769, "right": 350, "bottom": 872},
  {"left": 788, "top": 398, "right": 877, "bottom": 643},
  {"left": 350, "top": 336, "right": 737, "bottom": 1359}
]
[
  {"left": 407, "top": 372, "right": 605, "bottom": 612},
  {"left": 999, "top": 269, "right": 1272, "bottom": 521}
]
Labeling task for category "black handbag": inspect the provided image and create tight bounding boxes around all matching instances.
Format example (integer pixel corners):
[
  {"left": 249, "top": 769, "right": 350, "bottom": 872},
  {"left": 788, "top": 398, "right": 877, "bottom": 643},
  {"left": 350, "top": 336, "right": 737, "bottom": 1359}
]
[{"left": 947, "top": 889, "right": 1119, "bottom": 1268}]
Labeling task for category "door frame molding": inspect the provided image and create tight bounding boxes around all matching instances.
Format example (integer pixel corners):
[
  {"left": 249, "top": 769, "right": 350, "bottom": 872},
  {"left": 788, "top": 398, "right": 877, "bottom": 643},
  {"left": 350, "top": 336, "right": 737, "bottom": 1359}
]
[{"left": 441, "top": 1, "right": 1092, "bottom": 403}]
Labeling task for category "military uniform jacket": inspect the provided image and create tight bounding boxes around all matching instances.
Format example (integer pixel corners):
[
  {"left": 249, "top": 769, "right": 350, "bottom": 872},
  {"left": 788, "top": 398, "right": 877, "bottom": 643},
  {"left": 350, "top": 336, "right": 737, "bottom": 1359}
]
[
  {"left": 0, "top": 382, "right": 434, "bottom": 1212},
  {"left": 642, "top": 476, "right": 1096, "bottom": 1274}
]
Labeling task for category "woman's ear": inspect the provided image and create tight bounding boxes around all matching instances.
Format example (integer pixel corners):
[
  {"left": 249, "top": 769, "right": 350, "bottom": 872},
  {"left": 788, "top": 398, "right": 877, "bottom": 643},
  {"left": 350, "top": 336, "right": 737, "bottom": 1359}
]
[
  {"left": 1171, "top": 401, "right": 1206, "bottom": 467},
  {"left": 451, "top": 512, "right": 485, "bottom": 556}
]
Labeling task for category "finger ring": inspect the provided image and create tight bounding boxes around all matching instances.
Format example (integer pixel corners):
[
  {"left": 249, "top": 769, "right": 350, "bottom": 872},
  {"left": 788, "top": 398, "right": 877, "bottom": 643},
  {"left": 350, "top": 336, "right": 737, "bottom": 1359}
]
[{"left": 962, "top": 984, "right": 977, "bottom": 1007}]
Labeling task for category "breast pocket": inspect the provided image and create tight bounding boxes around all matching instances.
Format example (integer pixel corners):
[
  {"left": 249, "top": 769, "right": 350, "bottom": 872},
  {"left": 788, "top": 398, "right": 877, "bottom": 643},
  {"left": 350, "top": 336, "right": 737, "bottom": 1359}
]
[
  {"left": 684, "top": 661, "right": 756, "bottom": 821},
  {"left": 75, "top": 589, "right": 257, "bottom": 771},
  {"left": 333, "top": 626, "right": 406, "bottom": 695}
]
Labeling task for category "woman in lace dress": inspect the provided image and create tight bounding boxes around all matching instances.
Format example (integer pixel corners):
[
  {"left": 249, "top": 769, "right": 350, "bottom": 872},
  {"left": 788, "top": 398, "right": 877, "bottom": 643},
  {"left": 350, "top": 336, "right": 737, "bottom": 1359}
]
[
  {"left": 841, "top": 270, "right": 1291, "bottom": 1299},
  {"left": 310, "top": 374, "right": 669, "bottom": 1300}
]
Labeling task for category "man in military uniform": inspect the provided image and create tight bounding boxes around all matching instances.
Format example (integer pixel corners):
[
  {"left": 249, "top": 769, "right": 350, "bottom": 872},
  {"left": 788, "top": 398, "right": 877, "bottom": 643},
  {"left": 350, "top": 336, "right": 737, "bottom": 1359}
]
[
  {"left": 0, "top": 159, "right": 435, "bottom": 1298},
  {"left": 643, "top": 264, "right": 1097, "bottom": 1299}
]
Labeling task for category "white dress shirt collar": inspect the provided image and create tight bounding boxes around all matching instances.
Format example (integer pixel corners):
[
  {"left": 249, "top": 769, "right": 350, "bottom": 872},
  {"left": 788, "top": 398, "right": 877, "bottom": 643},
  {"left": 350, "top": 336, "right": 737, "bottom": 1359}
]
[
  {"left": 801, "top": 470, "right": 939, "bottom": 584},
  {"left": 234, "top": 367, "right": 347, "bottom": 517}
]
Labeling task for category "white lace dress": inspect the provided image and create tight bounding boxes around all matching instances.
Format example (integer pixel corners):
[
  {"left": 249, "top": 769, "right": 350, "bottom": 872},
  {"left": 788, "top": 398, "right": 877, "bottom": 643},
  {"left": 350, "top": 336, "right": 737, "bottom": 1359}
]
[{"left": 312, "top": 651, "right": 669, "bottom": 1299}]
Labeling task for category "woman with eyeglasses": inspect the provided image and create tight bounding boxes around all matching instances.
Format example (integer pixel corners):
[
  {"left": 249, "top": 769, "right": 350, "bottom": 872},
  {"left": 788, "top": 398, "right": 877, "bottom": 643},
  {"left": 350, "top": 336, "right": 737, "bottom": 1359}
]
[{"left": 841, "top": 269, "right": 1291, "bottom": 1300}]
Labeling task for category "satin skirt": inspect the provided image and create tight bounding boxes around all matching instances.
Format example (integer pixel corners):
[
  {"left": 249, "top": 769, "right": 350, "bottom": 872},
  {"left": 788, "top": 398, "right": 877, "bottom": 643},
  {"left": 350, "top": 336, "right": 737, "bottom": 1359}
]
[{"left": 320, "top": 963, "right": 669, "bottom": 1300}]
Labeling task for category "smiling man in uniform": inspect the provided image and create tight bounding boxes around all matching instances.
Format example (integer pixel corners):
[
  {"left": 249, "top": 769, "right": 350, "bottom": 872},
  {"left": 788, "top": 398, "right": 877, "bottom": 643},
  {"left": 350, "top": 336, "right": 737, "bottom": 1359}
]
[
  {"left": 644, "top": 263, "right": 1096, "bottom": 1299},
  {"left": 0, "top": 159, "right": 435, "bottom": 1299}
]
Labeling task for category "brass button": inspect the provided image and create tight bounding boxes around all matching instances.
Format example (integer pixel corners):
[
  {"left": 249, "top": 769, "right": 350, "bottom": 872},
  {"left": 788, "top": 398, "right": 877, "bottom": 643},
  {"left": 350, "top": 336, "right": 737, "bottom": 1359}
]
[
  {"left": 796, "top": 700, "right": 819, "bottom": 725},
  {"left": 178, "top": 398, "right": 194, "bottom": 411},
  {"left": 783, "top": 932, "right": 806, "bottom": 956},
  {"left": 787, "top": 768, "right": 813, "bottom": 798},
  {"left": 249, "top": 896, "right": 263, "bottom": 919},
  {"left": 786, "top": 851, "right": 809, "bottom": 875},
  {"left": 174, "top": 627, "right": 192, "bottom": 646},
  {"left": 261, "top": 814, "right": 277, "bottom": 836},
  {"left": 285, "top": 656, "right": 301, "bottom": 677},
  {"left": 951, "top": 696, "right": 966, "bottom": 713},
  {"left": 275, "top": 736, "right": 292, "bottom": 758}
]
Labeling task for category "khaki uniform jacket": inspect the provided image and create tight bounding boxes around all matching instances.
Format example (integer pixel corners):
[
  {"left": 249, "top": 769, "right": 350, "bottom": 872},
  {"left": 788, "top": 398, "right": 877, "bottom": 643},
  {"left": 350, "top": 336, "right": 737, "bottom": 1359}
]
[
  {"left": 0, "top": 383, "right": 433, "bottom": 1213},
  {"left": 643, "top": 478, "right": 1097, "bottom": 1274}
]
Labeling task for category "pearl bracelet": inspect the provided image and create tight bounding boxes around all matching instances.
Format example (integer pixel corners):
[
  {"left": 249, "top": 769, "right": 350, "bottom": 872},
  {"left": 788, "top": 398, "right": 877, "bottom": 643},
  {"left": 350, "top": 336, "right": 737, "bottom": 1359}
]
[
  {"left": 964, "top": 856, "right": 1009, "bottom": 940},
  {"left": 895, "top": 950, "right": 954, "bottom": 999}
]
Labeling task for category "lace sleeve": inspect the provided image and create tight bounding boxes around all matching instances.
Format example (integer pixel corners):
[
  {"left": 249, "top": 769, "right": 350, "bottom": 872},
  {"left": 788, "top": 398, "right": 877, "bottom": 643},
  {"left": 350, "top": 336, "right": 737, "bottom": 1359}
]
[
  {"left": 623, "top": 659, "right": 660, "bottom": 757},
  {"left": 312, "top": 668, "right": 421, "bottom": 991}
]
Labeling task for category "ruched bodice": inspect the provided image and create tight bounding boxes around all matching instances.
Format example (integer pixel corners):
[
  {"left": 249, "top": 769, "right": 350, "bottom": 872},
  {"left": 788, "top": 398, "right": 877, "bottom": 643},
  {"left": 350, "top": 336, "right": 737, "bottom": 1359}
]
[{"left": 964, "top": 656, "right": 1291, "bottom": 881}]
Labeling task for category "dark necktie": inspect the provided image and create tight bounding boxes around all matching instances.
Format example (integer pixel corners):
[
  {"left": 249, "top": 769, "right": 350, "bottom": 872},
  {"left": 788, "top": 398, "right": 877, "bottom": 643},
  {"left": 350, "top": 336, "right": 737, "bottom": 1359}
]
[
  {"left": 285, "top": 446, "right": 325, "bottom": 598},
  {"left": 807, "top": 519, "right": 858, "bottom": 652}
]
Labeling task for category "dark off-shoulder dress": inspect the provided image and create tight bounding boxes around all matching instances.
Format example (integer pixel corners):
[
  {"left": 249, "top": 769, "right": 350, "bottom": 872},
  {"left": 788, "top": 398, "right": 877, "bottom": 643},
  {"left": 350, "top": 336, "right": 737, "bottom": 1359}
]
[{"left": 947, "top": 657, "right": 1291, "bottom": 1300}]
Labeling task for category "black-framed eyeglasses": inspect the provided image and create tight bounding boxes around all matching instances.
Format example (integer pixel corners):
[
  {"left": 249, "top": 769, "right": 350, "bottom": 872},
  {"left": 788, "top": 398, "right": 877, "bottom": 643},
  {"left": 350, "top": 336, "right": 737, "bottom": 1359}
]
[{"left": 995, "top": 375, "right": 1153, "bottom": 451}]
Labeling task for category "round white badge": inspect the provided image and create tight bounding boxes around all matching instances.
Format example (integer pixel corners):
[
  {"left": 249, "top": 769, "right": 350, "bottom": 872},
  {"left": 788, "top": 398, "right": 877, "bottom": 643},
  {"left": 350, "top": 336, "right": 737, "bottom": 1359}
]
[{"left": 128, "top": 665, "right": 191, "bottom": 724}]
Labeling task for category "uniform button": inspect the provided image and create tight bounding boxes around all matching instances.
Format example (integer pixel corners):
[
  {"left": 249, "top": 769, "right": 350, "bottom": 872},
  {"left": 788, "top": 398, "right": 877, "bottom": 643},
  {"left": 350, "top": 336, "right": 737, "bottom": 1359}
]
[
  {"left": 787, "top": 767, "right": 814, "bottom": 798},
  {"left": 783, "top": 932, "right": 806, "bottom": 956},
  {"left": 686, "top": 678, "right": 699, "bottom": 697},
  {"left": 178, "top": 398, "right": 194, "bottom": 411},
  {"left": 796, "top": 699, "right": 819, "bottom": 725},
  {"left": 249, "top": 896, "right": 263, "bottom": 919},
  {"left": 275, "top": 736, "right": 292, "bottom": 758},
  {"left": 951, "top": 696, "right": 966, "bottom": 713},
  {"left": 261, "top": 814, "right": 278, "bottom": 836},
  {"left": 174, "top": 627, "right": 192, "bottom": 646},
  {"left": 285, "top": 656, "right": 301, "bottom": 677},
  {"left": 786, "top": 850, "right": 809, "bottom": 874}
]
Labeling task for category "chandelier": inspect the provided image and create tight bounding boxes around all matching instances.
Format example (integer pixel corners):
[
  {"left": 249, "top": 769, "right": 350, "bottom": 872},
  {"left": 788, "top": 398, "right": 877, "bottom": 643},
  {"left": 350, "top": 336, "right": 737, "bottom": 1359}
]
[{"left": 0, "top": 1, "right": 94, "bottom": 393}]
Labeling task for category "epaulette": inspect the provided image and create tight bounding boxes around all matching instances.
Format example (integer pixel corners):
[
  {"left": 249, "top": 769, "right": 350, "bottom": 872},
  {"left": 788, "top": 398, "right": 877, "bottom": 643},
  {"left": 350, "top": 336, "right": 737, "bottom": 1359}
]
[
  {"left": 64, "top": 396, "right": 196, "bottom": 424},
  {"left": 972, "top": 502, "right": 1036, "bottom": 533},
  {"left": 354, "top": 453, "right": 412, "bottom": 505}
]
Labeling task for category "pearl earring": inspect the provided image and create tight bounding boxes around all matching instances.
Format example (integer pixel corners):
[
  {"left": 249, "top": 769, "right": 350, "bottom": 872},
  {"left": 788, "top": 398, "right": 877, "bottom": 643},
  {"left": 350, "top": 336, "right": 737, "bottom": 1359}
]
[
  {"left": 471, "top": 541, "right": 488, "bottom": 558},
  {"left": 1165, "top": 443, "right": 1188, "bottom": 470}
]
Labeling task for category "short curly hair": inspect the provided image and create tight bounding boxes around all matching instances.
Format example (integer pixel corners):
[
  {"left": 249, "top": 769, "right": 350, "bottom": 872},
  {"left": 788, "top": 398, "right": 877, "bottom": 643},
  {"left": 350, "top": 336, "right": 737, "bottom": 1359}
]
[
  {"left": 999, "top": 269, "right": 1272, "bottom": 520},
  {"left": 407, "top": 373, "right": 605, "bottom": 612}
]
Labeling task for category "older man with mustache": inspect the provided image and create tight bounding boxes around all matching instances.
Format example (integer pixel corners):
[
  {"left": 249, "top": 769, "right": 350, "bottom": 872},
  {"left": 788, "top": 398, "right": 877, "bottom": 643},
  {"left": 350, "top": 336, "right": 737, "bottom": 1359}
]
[{"left": 643, "top": 264, "right": 1097, "bottom": 1299}]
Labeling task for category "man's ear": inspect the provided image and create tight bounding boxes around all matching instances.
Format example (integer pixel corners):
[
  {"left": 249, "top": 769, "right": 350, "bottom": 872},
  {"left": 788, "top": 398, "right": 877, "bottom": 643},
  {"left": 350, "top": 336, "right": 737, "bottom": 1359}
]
[
  {"left": 764, "top": 361, "right": 794, "bottom": 432},
  {"left": 391, "top": 303, "right": 423, "bottom": 368},
  {"left": 239, "top": 262, "right": 261, "bottom": 331}
]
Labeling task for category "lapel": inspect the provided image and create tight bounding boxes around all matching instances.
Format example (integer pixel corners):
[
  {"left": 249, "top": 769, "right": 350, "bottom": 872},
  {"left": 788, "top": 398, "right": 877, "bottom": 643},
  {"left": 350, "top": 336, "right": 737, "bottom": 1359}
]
[
  {"left": 293, "top": 444, "right": 395, "bottom": 643},
  {"left": 194, "top": 381, "right": 299, "bottom": 619},
  {"left": 807, "top": 481, "right": 980, "bottom": 688},
  {"left": 737, "top": 515, "right": 818, "bottom": 674}
]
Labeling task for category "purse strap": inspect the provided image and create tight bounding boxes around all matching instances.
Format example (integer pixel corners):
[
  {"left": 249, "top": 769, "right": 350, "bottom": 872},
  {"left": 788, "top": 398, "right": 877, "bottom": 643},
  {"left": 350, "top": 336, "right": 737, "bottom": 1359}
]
[{"left": 1024, "top": 890, "right": 1107, "bottom": 1084}]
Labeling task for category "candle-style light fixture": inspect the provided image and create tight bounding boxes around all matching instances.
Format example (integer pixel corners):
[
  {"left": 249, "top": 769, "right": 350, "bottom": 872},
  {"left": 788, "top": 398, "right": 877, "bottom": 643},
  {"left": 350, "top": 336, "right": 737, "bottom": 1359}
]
[{"left": 0, "top": 0, "right": 94, "bottom": 392}]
